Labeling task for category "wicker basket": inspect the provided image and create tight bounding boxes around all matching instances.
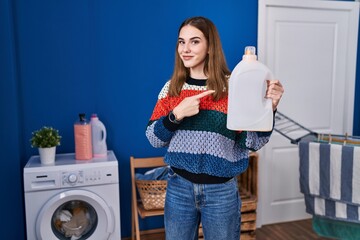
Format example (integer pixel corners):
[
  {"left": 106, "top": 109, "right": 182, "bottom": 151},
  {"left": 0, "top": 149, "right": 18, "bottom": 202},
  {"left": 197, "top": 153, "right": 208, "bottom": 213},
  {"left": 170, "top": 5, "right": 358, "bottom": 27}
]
[{"left": 135, "top": 179, "right": 167, "bottom": 210}]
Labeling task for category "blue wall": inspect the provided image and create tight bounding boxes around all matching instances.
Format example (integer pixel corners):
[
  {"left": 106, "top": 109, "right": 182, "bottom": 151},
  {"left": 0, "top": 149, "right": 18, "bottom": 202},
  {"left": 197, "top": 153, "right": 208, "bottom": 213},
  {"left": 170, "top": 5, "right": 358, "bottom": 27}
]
[{"left": 0, "top": 0, "right": 359, "bottom": 239}]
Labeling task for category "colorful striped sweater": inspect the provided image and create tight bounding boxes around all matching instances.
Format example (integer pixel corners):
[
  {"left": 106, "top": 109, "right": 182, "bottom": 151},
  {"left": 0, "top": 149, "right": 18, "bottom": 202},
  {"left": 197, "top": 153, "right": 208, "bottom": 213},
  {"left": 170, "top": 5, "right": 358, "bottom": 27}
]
[{"left": 146, "top": 78, "right": 273, "bottom": 178}]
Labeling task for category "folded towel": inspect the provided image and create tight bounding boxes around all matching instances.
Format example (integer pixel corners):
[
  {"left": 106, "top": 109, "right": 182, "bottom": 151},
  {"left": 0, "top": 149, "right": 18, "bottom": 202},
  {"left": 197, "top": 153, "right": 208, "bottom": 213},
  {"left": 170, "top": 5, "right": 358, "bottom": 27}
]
[
  {"left": 304, "top": 194, "right": 360, "bottom": 223},
  {"left": 312, "top": 215, "right": 360, "bottom": 240},
  {"left": 300, "top": 141, "right": 360, "bottom": 204},
  {"left": 299, "top": 141, "right": 360, "bottom": 223}
]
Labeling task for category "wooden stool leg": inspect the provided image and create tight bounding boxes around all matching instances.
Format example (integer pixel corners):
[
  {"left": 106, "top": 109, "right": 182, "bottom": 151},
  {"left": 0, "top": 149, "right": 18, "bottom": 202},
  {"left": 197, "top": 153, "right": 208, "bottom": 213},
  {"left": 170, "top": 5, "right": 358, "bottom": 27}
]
[
  {"left": 133, "top": 203, "right": 141, "bottom": 240},
  {"left": 131, "top": 202, "right": 135, "bottom": 240}
]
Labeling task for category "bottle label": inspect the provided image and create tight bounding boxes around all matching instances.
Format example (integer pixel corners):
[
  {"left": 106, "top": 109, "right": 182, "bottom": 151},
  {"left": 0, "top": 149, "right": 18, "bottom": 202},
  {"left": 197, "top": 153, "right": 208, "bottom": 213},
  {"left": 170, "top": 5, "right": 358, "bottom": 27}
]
[{"left": 74, "top": 124, "right": 92, "bottom": 160}]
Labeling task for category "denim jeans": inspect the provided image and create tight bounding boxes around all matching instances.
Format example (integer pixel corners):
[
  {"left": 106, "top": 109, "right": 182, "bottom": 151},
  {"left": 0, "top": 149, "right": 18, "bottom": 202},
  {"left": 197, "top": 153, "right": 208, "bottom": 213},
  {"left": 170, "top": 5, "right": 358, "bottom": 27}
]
[{"left": 164, "top": 168, "right": 241, "bottom": 240}]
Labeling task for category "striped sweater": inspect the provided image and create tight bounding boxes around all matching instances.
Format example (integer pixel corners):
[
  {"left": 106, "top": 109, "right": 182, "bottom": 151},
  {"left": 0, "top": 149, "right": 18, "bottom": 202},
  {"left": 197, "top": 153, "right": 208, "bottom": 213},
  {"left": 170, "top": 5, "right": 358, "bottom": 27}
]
[{"left": 146, "top": 78, "right": 273, "bottom": 178}]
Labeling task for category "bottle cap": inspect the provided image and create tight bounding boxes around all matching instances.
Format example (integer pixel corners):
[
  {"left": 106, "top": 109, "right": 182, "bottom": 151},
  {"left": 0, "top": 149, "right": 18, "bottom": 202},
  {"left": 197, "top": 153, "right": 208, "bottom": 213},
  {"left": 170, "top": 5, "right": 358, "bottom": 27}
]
[
  {"left": 79, "top": 113, "right": 86, "bottom": 122},
  {"left": 242, "top": 46, "right": 257, "bottom": 61},
  {"left": 245, "top": 46, "right": 256, "bottom": 55}
]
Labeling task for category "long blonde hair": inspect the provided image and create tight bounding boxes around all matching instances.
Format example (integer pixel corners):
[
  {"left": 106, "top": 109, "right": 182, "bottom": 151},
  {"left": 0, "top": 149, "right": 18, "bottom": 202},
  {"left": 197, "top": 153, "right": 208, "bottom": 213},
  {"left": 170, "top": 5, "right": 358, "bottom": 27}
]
[{"left": 168, "top": 16, "right": 230, "bottom": 101}]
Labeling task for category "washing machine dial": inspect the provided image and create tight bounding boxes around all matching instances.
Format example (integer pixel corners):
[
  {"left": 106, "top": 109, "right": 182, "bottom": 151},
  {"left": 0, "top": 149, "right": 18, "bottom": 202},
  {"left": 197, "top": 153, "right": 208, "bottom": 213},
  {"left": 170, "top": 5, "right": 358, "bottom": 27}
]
[{"left": 68, "top": 173, "right": 78, "bottom": 183}]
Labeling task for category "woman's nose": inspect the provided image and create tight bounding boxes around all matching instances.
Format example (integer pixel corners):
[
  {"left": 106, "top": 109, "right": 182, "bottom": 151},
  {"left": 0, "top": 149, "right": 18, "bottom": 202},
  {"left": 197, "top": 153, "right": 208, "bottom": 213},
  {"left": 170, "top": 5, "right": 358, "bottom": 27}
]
[{"left": 183, "top": 43, "right": 190, "bottom": 53}]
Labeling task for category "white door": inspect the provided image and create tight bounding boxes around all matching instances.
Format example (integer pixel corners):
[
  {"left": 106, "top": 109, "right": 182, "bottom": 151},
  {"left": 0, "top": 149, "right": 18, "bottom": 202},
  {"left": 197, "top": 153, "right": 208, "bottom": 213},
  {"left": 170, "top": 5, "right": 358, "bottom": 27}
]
[{"left": 257, "top": 0, "right": 359, "bottom": 226}]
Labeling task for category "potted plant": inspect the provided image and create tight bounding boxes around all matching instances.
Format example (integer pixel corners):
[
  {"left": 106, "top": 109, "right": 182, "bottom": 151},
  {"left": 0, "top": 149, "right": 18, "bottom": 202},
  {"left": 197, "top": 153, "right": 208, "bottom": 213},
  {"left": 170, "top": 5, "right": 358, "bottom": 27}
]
[{"left": 30, "top": 126, "right": 61, "bottom": 164}]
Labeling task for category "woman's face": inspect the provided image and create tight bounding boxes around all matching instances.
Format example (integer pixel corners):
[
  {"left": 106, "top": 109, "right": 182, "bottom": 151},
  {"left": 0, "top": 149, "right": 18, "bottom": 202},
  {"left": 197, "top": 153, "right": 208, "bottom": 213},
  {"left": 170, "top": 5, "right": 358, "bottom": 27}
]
[{"left": 178, "top": 25, "right": 208, "bottom": 76}]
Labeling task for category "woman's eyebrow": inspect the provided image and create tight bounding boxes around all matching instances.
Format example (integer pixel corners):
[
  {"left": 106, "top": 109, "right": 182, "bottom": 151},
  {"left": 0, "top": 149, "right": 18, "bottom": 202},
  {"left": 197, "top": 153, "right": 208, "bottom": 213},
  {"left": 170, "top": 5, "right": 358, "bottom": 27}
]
[{"left": 178, "top": 36, "right": 202, "bottom": 41}]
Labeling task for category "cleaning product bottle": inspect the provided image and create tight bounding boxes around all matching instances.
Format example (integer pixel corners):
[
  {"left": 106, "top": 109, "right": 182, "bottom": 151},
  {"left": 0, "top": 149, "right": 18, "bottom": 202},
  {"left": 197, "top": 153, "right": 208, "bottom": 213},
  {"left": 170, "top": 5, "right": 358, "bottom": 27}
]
[
  {"left": 74, "top": 113, "right": 93, "bottom": 160},
  {"left": 90, "top": 113, "right": 107, "bottom": 158},
  {"left": 227, "top": 46, "right": 274, "bottom": 131}
]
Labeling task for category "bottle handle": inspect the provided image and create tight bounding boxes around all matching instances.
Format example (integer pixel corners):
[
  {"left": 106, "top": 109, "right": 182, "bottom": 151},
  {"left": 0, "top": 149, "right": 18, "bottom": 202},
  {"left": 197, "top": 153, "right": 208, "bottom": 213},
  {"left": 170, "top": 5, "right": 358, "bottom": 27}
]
[
  {"left": 101, "top": 125, "right": 107, "bottom": 141},
  {"left": 263, "top": 72, "right": 274, "bottom": 109},
  {"left": 262, "top": 79, "right": 269, "bottom": 106}
]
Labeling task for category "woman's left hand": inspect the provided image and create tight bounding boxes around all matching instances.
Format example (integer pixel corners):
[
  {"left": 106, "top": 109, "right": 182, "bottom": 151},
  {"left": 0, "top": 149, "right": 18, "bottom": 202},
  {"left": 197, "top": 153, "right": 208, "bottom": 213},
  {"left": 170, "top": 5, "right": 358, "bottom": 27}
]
[{"left": 266, "top": 80, "right": 284, "bottom": 111}]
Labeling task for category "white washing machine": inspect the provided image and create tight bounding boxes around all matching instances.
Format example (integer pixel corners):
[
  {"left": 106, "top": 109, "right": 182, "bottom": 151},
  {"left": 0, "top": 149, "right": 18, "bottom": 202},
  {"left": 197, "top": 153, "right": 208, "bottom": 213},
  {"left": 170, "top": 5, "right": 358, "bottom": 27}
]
[{"left": 23, "top": 151, "right": 121, "bottom": 240}]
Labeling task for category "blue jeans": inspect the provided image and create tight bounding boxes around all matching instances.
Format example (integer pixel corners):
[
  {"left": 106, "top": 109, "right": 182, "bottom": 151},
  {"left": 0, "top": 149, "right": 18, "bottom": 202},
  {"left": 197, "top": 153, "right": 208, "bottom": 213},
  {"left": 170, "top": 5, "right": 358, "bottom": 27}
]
[{"left": 164, "top": 168, "right": 241, "bottom": 240}]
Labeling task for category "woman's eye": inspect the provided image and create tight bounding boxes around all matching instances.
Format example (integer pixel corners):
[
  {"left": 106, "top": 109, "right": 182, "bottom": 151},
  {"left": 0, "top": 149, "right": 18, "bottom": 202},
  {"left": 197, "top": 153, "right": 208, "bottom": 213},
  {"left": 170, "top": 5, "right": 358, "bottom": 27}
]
[
  {"left": 178, "top": 40, "right": 185, "bottom": 45},
  {"left": 191, "top": 40, "right": 199, "bottom": 45}
]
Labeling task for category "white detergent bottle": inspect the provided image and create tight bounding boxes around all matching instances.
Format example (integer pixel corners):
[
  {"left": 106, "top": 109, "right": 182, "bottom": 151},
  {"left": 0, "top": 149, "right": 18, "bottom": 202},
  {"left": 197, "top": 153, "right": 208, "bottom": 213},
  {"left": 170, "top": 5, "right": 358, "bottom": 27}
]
[
  {"left": 90, "top": 114, "right": 108, "bottom": 158},
  {"left": 227, "top": 46, "right": 274, "bottom": 131}
]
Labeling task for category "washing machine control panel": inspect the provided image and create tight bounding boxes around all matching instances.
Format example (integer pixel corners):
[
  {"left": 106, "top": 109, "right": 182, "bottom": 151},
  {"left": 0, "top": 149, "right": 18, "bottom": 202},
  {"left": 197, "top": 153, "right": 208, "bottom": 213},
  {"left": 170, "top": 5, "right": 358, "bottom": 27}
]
[
  {"left": 62, "top": 171, "right": 83, "bottom": 186},
  {"left": 61, "top": 167, "right": 117, "bottom": 187}
]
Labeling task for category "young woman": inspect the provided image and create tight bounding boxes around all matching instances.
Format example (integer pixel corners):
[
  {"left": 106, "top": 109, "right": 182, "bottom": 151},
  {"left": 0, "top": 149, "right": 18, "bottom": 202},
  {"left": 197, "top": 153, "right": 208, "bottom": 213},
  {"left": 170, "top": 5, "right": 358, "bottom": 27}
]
[{"left": 145, "top": 16, "right": 284, "bottom": 240}]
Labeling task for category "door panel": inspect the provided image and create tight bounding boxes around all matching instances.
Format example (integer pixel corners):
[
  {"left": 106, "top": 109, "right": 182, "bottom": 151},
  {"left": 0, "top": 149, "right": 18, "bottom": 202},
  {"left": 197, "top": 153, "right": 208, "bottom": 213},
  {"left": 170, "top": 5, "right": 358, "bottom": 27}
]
[{"left": 257, "top": 0, "right": 359, "bottom": 226}]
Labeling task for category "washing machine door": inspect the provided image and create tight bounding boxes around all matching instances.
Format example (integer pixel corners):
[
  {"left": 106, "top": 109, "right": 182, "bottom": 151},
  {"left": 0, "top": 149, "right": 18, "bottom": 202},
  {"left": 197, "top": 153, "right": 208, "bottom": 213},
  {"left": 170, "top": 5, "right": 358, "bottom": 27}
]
[{"left": 36, "top": 189, "right": 114, "bottom": 240}]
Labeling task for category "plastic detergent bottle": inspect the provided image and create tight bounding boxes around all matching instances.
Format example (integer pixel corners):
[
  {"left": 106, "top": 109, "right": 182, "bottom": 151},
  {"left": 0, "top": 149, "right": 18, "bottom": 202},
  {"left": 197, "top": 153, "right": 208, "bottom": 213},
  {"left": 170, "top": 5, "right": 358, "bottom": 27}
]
[
  {"left": 227, "top": 46, "right": 274, "bottom": 131},
  {"left": 90, "top": 114, "right": 107, "bottom": 158},
  {"left": 74, "top": 113, "right": 93, "bottom": 160}
]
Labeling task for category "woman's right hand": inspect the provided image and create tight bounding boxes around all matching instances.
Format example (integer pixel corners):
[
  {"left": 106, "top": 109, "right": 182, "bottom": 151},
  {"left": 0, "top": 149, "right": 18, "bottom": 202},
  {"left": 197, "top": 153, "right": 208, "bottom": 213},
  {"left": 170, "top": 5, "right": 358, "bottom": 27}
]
[{"left": 172, "top": 90, "right": 215, "bottom": 121}]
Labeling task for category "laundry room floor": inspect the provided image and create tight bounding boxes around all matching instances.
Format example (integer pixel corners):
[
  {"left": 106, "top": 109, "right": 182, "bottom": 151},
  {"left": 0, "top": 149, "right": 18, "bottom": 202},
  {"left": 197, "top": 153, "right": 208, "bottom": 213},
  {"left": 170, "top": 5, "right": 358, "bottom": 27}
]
[{"left": 124, "top": 219, "right": 334, "bottom": 239}]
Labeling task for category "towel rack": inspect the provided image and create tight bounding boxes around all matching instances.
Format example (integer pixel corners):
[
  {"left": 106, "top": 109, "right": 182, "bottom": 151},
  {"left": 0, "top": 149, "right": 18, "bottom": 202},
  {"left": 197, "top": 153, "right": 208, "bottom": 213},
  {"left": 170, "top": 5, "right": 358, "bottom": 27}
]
[{"left": 274, "top": 111, "right": 360, "bottom": 145}]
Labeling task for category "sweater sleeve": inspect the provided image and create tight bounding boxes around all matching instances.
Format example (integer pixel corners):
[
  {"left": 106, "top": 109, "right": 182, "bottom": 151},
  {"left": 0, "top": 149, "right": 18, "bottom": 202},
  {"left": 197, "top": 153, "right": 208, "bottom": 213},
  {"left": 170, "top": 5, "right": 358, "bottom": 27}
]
[
  {"left": 235, "top": 111, "right": 276, "bottom": 151},
  {"left": 145, "top": 82, "right": 180, "bottom": 148},
  {"left": 243, "top": 130, "right": 272, "bottom": 151}
]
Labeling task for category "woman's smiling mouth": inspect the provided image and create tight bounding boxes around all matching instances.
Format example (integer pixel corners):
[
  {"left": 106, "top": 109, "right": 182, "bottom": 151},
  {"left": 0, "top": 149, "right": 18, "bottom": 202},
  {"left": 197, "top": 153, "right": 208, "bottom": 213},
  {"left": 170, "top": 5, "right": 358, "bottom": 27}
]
[{"left": 182, "top": 56, "right": 193, "bottom": 60}]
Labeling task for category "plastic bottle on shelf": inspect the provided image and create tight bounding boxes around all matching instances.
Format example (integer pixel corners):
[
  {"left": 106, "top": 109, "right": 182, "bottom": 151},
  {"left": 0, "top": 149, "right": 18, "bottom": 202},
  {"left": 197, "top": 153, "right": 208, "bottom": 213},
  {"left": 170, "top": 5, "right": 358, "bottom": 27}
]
[
  {"left": 74, "top": 113, "right": 93, "bottom": 160},
  {"left": 227, "top": 46, "right": 274, "bottom": 131},
  {"left": 90, "top": 114, "right": 107, "bottom": 158}
]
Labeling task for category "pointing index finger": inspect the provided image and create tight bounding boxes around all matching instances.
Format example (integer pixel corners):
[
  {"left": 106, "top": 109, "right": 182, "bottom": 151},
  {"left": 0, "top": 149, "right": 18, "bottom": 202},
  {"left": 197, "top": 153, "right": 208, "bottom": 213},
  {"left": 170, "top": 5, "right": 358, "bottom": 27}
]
[{"left": 194, "top": 90, "right": 215, "bottom": 99}]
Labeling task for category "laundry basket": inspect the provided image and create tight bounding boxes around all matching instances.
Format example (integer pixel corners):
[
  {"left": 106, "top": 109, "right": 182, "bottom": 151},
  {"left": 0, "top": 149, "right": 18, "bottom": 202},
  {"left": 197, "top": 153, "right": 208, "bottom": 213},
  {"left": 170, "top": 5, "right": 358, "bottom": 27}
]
[{"left": 135, "top": 179, "right": 167, "bottom": 210}]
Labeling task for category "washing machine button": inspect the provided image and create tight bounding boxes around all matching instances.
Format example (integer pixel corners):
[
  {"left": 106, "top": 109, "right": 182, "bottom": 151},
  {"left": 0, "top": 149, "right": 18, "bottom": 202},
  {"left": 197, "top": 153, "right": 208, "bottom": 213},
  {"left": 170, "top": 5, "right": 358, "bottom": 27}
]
[{"left": 68, "top": 173, "right": 78, "bottom": 183}]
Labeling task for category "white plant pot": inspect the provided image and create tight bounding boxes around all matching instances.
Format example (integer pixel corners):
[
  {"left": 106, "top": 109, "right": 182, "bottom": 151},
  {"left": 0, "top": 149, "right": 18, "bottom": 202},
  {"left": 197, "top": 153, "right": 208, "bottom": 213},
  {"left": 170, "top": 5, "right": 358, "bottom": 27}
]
[{"left": 38, "top": 146, "right": 56, "bottom": 165}]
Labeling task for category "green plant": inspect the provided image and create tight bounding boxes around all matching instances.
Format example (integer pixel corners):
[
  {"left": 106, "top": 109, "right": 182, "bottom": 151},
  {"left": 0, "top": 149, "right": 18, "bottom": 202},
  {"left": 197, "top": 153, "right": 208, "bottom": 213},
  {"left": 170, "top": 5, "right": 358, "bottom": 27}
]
[{"left": 30, "top": 126, "right": 61, "bottom": 148}]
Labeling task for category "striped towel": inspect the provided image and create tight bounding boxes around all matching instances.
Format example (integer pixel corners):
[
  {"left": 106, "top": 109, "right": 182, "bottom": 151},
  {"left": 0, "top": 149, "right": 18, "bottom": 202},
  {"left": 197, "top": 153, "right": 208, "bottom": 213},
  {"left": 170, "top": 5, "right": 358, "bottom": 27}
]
[{"left": 299, "top": 141, "right": 360, "bottom": 223}]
